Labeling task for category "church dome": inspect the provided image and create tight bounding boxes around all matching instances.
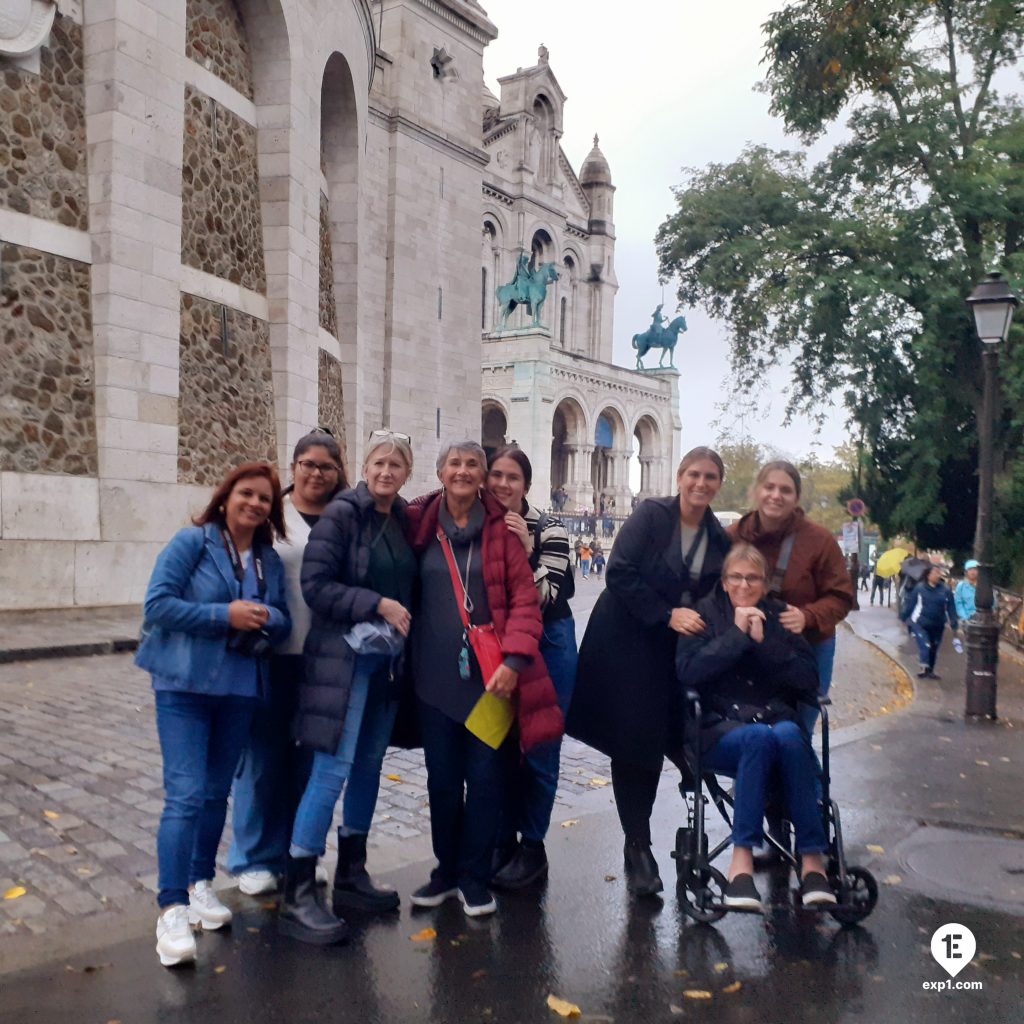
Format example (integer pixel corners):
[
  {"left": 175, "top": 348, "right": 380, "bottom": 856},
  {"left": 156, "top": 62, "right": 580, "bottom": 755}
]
[{"left": 579, "top": 134, "right": 612, "bottom": 186}]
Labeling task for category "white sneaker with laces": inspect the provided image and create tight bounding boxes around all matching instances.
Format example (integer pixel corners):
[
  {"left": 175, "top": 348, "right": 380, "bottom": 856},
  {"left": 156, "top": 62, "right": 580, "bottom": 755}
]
[
  {"left": 156, "top": 905, "right": 197, "bottom": 967},
  {"left": 188, "top": 879, "right": 233, "bottom": 929},
  {"left": 238, "top": 869, "right": 278, "bottom": 896}
]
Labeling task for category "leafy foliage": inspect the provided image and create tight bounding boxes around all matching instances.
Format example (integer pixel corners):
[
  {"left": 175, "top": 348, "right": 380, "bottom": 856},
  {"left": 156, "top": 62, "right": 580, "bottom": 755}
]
[{"left": 657, "top": 1, "right": 1024, "bottom": 573}]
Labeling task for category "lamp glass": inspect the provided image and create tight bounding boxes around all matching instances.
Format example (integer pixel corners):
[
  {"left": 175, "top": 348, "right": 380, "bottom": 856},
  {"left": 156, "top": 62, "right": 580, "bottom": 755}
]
[{"left": 972, "top": 301, "right": 1014, "bottom": 344}]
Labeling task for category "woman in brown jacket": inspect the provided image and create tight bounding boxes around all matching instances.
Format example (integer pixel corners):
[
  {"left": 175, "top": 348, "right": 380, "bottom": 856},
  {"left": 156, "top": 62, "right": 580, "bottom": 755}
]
[{"left": 728, "top": 460, "right": 854, "bottom": 734}]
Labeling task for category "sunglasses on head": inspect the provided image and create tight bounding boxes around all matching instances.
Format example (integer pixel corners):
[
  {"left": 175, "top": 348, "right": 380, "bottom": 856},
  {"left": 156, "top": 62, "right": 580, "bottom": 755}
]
[{"left": 368, "top": 429, "right": 412, "bottom": 444}]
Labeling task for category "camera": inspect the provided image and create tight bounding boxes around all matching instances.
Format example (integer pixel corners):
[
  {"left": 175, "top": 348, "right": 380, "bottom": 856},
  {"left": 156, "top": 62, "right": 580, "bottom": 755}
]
[{"left": 227, "top": 629, "right": 272, "bottom": 658}]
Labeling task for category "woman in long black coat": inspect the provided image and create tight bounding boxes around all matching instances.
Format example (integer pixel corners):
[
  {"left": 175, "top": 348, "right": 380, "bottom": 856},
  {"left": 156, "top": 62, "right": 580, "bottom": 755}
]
[{"left": 567, "top": 446, "right": 731, "bottom": 896}]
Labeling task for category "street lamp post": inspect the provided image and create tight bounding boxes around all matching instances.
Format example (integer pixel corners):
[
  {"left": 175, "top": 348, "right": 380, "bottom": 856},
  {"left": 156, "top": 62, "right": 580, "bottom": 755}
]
[{"left": 963, "top": 272, "right": 1019, "bottom": 719}]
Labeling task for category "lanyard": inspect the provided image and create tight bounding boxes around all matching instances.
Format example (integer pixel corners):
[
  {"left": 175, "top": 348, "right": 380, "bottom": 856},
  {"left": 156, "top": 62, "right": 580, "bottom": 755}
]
[{"left": 220, "top": 528, "right": 266, "bottom": 599}]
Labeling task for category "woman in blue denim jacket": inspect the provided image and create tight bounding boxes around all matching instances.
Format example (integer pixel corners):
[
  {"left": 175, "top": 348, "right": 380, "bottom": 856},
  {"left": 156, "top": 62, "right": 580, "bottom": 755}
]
[{"left": 136, "top": 462, "right": 291, "bottom": 968}]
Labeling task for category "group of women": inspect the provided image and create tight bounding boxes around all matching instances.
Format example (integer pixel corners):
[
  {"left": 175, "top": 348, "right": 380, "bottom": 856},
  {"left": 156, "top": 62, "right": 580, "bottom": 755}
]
[{"left": 137, "top": 436, "right": 852, "bottom": 968}]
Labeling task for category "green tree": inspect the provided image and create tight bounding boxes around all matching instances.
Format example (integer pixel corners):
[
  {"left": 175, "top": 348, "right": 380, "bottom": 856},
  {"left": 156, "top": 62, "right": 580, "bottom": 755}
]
[{"left": 656, "top": 1, "right": 1024, "bottom": 572}]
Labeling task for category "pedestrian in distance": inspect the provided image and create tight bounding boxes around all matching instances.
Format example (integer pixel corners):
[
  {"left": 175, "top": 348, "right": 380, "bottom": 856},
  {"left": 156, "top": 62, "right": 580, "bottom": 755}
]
[
  {"left": 567, "top": 447, "right": 731, "bottom": 898},
  {"left": 486, "top": 446, "right": 577, "bottom": 890},
  {"left": 573, "top": 536, "right": 583, "bottom": 567},
  {"left": 593, "top": 550, "right": 606, "bottom": 578},
  {"left": 675, "top": 544, "right": 836, "bottom": 914},
  {"left": 859, "top": 562, "right": 870, "bottom": 592},
  {"left": 404, "top": 440, "right": 563, "bottom": 918},
  {"left": 869, "top": 570, "right": 888, "bottom": 606},
  {"left": 136, "top": 462, "right": 292, "bottom": 968},
  {"left": 579, "top": 540, "right": 593, "bottom": 579},
  {"left": 229, "top": 430, "right": 347, "bottom": 898},
  {"left": 954, "top": 558, "right": 995, "bottom": 622},
  {"left": 900, "top": 565, "right": 959, "bottom": 679},
  {"left": 279, "top": 430, "right": 416, "bottom": 945}
]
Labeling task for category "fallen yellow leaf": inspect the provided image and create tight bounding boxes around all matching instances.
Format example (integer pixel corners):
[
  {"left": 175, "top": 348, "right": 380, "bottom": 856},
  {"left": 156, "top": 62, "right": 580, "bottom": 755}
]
[
  {"left": 44, "top": 810, "right": 60, "bottom": 820},
  {"left": 975, "top": 760, "right": 990, "bottom": 767},
  {"left": 883, "top": 874, "right": 902, "bottom": 886},
  {"left": 669, "top": 1005, "right": 684, "bottom": 1016},
  {"left": 214, "top": 965, "right": 227, "bottom": 974},
  {"left": 386, "top": 774, "right": 403, "bottom": 782},
  {"left": 603, "top": 874, "right": 616, "bottom": 882},
  {"left": 410, "top": 927, "right": 437, "bottom": 942},
  {"left": 684, "top": 989, "right": 713, "bottom": 999},
  {"left": 722, "top": 981, "right": 742, "bottom": 994},
  {"left": 588, "top": 777, "right": 609, "bottom": 787},
  {"left": 866, "top": 844, "right": 885, "bottom": 854},
  {"left": 713, "top": 962, "right": 729, "bottom": 973},
  {"left": 3, "top": 886, "right": 26, "bottom": 900},
  {"left": 546, "top": 994, "right": 582, "bottom": 1017},
  {"left": 559, "top": 819, "right": 579, "bottom": 829}
]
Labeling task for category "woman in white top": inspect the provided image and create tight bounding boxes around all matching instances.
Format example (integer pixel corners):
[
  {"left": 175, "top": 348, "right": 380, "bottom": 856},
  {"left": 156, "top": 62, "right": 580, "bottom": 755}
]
[{"left": 228, "top": 430, "right": 348, "bottom": 894}]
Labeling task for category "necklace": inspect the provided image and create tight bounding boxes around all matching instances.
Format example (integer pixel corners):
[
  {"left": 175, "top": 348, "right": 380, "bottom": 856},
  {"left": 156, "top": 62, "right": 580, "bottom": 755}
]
[{"left": 448, "top": 537, "right": 475, "bottom": 615}]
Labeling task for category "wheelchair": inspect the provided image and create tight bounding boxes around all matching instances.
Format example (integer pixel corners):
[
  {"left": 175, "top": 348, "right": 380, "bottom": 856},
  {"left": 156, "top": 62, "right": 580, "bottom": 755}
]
[{"left": 671, "top": 690, "right": 878, "bottom": 926}]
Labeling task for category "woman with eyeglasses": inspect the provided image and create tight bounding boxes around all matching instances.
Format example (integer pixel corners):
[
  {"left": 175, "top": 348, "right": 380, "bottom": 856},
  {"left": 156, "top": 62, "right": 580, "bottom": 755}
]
[
  {"left": 229, "top": 430, "right": 348, "bottom": 898},
  {"left": 675, "top": 543, "right": 835, "bottom": 913},
  {"left": 279, "top": 430, "right": 417, "bottom": 944},
  {"left": 567, "top": 447, "right": 731, "bottom": 897}
]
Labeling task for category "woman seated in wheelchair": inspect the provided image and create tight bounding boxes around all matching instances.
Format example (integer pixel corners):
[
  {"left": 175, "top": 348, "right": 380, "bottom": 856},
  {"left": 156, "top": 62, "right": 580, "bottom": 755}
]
[{"left": 675, "top": 543, "right": 836, "bottom": 913}]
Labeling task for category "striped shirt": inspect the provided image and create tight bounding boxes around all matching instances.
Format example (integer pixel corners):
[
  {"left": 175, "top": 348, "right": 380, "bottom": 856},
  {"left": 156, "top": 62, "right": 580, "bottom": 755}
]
[{"left": 523, "top": 502, "right": 574, "bottom": 621}]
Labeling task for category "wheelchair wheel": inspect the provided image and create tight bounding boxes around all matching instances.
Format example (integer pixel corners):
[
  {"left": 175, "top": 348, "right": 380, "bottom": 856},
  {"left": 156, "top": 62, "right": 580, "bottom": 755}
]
[
  {"left": 829, "top": 866, "right": 878, "bottom": 926},
  {"left": 678, "top": 863, "right": 728, "bottom": 924}
]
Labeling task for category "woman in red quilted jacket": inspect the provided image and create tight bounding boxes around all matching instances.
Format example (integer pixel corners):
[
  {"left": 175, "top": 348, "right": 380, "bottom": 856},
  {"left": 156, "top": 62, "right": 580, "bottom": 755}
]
[{"left": 404, "top": 439, "right": 563, "bottom": 917}]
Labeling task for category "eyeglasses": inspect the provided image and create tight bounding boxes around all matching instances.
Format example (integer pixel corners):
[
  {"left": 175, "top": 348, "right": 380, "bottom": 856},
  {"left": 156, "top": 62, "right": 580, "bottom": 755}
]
[
  {"left": 724, "top": 573, "right": 765, "bottom": 586},
  {"left": 368, "top": 429, "right": 412, "bottom": 444},
  {"left": 296, "top": 460, "right": 340, "bottom": 475}
]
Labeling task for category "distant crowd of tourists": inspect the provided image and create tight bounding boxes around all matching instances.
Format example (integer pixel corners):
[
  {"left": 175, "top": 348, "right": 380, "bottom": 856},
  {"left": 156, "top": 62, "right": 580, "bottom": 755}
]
[{"left": 137, "top": 434, "right": 856, "bottom": 967}]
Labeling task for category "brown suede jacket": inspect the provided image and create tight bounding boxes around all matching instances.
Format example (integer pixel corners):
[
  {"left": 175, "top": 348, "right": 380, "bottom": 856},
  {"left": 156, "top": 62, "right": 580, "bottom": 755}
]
[{"left": 727, "top": 508, "right": 854, "bottom": 646}]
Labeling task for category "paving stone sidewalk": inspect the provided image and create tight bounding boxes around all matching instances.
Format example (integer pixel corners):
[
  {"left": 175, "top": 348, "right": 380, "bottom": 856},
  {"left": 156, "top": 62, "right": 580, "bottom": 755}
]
[{"left": 0, "top": 584, "right": 905, "bottom": 948}]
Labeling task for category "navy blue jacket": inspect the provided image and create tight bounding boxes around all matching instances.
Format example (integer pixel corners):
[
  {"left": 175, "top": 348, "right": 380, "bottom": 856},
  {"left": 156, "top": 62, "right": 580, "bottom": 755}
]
[
  {"left": 135, "top": 524, "right": 290, "bottom": 694},
  {"left": 900, "top": 580, "right": 958, "bottom": 631}
]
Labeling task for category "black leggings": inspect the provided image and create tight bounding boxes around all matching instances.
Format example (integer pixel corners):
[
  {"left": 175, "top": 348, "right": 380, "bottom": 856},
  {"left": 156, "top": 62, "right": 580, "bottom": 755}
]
[{"left": 611, "top": 754, "right": 688, "bottom": 845}]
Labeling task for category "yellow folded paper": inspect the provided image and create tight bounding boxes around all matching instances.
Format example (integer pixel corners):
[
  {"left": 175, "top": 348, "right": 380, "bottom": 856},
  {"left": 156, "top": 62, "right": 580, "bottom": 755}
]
[{"left": 464, "top": 692, "right": 514, "bottom": 749}]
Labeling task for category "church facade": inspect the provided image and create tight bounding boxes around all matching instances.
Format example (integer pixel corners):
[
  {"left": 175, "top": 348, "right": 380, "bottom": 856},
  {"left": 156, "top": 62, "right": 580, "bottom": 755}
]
[{"left": 0, "top": 0, "right": 677, "bottom": 610}]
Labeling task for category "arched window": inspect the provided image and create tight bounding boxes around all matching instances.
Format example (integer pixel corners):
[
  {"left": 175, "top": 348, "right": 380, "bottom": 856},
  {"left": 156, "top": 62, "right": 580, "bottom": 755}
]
[{"left": 482, "top": 267, "right": 488, "bottom": 329}]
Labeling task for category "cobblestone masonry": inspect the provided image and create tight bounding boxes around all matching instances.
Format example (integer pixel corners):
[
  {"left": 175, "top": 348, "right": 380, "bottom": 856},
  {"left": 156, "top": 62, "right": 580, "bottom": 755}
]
[
  {"left": 0, "top": 242, "right": 96, "bottom": 475},
  {"left": 317, "top": 348, "right": 347, "bottom": 462},
  {"left": 181, "top": 85, "right": 266, "bottom": 293},
  {"left": 185, "top": 0, "right": 254, "bottom": 101},
  {"left": 0, "top": 15, "right": 88, "bottom": 231},
  {"left": 177, "top": 293, "right": 276, "bottom": 486},
  {"left": 319, "top": 191, "right": 338, "bottom": 338}
]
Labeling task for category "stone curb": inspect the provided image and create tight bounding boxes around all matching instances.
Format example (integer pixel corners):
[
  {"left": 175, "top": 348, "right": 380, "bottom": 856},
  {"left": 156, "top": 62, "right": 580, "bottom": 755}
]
[{"left": 0, "top": 638, "right": 139, "bottom": 665}]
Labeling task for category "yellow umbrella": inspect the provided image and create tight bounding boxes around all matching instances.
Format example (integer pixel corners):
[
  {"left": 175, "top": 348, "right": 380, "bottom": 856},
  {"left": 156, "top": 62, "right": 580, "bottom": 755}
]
[{"left": 875, "top": 547, "right": 910, "bottom": 578}]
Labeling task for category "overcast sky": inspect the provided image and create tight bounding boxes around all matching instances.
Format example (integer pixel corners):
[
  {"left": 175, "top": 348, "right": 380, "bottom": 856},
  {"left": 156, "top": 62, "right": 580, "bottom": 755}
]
[{"left": 481, "top": 0, "right": 851, "bottom": 459}]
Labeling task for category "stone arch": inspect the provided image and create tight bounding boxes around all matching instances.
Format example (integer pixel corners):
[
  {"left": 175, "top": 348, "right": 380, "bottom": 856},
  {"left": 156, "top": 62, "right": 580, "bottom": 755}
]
[
  {"left": 531, "top": 92, "right": 557, "bottom": 181},
  {"left": 482, "top": 218, "right": 501, "bottom": 331},
  {"left": 632, "top": 412, "right": 663, "bottom": 498},
  {"left": 481, "top": 399, "right": 508, "bottom": 458},
  {"left": 592, "top": 404, "right": 628, "bottom": 510},
  {"left": 550, "top": 395, "right": 589, "bottom": 505},
  {"left": 318, "top": 50, "right": 360, "bottom": 460},
  {"left": 530, "top": 226, "right": 556, "bottom": 265},
  {"left": 559, "top": 249, "right": 580, "bottom": 349}
]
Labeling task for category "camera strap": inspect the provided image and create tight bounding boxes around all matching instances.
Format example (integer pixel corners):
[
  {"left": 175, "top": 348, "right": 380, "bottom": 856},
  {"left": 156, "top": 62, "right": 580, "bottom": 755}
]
[{"left": 220, "top": 528, "right": 267, "bottom": 600}]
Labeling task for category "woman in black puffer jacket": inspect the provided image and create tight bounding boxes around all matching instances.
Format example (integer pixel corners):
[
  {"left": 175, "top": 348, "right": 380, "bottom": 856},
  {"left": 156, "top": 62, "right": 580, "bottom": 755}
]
[
  {"left": 675, "top": 543, "right": 835, "bottom": 915},
  {"left": 280, "top": 431, "right": 417, "bottom": 945}
]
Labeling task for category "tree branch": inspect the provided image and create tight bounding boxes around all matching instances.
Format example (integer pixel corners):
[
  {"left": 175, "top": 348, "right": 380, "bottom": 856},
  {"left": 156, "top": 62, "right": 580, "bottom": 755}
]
[
  {"left": 942, "top": 1, "right": 970, "bottom": 151},
  {"left": 968, "top": 43, "right": 1001, "bottom": 143}
]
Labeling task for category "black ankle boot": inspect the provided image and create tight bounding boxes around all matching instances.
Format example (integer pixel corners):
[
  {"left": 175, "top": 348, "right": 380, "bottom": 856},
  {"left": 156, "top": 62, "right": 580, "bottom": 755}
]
[
  {"left": 332, "top": 831, "right": 400, "bottom": 914},
  {"left": 492, "top": 839, "right": 548, "bottom": 890},
  {"left": 623, "top": 839, "right": 663, "bottom": 897},
  {"left": 280, "top": 855, "right": 349, "bottom": 944}
]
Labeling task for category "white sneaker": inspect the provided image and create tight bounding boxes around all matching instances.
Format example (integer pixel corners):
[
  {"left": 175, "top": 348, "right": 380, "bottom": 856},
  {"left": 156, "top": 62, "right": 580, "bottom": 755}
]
[
  {"left": 238, "top": 869, "right": 278, "bottom": 896},
  {"left": 156, "top": 905, "right": 197, "bottom": 967},
  {"left": 188, "top": 879, "right": 233, "bottom": 930},
  {"left": 316, "top": 862, "right": 329, "bottom": 886}
]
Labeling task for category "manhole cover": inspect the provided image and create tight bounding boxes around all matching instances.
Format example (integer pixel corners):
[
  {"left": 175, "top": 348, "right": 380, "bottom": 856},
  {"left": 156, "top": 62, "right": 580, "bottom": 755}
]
[{"left": 894, "top": 826, "right": 1024, "bottom": 913}]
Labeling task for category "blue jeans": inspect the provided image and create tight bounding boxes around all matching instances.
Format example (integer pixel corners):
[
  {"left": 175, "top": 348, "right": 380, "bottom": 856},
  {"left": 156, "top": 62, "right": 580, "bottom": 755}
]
[
  {"left": 228, "top": 655, "right": 312, "bottom": 876},
  {"left": 154, "top": 690, "right": 256, "bottom": 908},
  {"left": 703, "top": 722, "right": 827, "bottom": 854},
  {"left": 289, "top": 654, "right": 397, "bottom": 857},
  {"left": 419, "top": 699, "right": 505, "bottom": 887},
  {"left": 797, "top": 635, "right": 836, "bottom": 735},
  {"left": 910, "top": 622, "right": 944, "bottom": 672},
  {"left": 501, "top": 616, "right": 577, "bottom": 844},
  {"left": 580, "top": 558, "right": 591, "bottom": 578}
]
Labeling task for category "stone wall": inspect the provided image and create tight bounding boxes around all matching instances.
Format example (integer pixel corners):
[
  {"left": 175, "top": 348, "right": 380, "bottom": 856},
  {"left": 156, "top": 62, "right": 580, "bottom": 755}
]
[
  {"left": 178, "top": 293, "right": 276, "bottom": 487},
  {"left": 181, "top": 85, "right": 266, "bottom": 292},
  {"left": 0, "top": 242, "right": 96, "bottom": 475},
  {"left": 319, "top": 191, "right": 338, "bottom": 337},
  {"left": 185, "top": 0, "right": 254, "bottom": 100},
  {"left": 0, "top": 15, "right": 87, "bottom": 230},
  {"left": 317, "top": 349, "right": 347, "bottom": 463}
]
